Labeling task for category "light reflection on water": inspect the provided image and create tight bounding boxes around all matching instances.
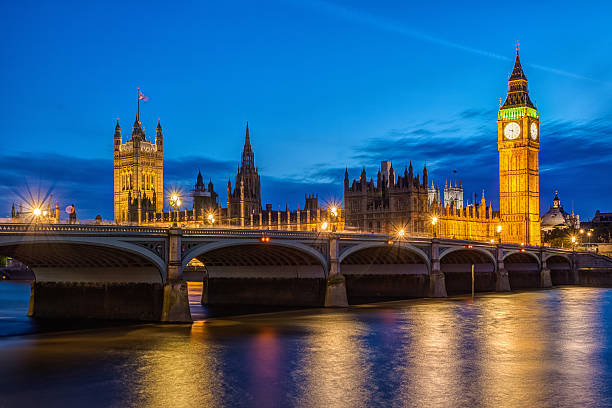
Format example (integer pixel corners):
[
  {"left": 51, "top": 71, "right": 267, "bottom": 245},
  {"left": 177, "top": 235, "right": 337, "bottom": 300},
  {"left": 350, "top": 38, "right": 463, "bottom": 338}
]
[{"left": 1, "top": 282, "right": 612, "bottom": 407}]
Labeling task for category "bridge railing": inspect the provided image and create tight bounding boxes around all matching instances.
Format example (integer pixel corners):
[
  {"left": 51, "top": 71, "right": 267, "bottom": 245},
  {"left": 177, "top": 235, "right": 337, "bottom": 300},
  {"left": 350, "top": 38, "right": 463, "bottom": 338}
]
[{"left": 0, "top": 223, "right": 168, "bottom": 235}]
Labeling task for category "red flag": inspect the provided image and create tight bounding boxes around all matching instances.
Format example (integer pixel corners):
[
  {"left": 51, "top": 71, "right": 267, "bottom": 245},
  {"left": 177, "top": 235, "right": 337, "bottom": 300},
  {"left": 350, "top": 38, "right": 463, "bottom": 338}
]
[{"left": 138, "top": 90, "right": 149, "bottom": 101}]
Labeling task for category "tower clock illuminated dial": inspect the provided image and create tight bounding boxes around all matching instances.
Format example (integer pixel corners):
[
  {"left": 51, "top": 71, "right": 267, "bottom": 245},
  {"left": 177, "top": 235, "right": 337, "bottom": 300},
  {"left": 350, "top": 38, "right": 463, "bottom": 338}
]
[
  {"left": 504, "top": 122, "right": 520, "bottom": 140},
  {"left": 530, "top": 123, "right": 538, "bottom": 140}
]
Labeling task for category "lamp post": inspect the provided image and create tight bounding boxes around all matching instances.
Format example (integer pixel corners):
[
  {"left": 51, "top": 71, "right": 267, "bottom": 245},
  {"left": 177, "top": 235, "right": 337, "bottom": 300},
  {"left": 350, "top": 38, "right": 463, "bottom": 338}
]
[
  {"left": 587, "top": 231, "right": 592, "bottom": 249},
  {"left": 496, "top": 224, "right": 503, "bottom": 244},
  {"left": 207, "top": 212, "right": 216, "bottom": 227},
  {"left": 397, "top": 228, "right": 406, "bottom": 239},
  {"left": 431, "top": 216, "right": 438, "bottom": 238},
  {"left": 169, "top": 194, "right": 181, "bottom": 227},
  {"left": 571, "top": 235, "right": 577, "bottom": 251},
  {"left": 33, "top": 208, "right": 42, "bottom": 225},
  {"left": 320, "top": 221, "right": 329, "bottom": 232}
]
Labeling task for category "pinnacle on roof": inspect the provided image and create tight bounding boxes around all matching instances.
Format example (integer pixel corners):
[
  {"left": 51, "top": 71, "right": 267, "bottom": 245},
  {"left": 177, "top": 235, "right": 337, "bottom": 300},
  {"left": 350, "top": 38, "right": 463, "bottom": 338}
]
[
  {"left": 115, "top": 118, "right": 121, "bottom": 130},
  {"left": 509, "top": 42, "right": 527, "bottom": 81},
  {"left": 132, "top": 114, "right": 145, "bottom": 139},
  {"left": 157, "top": 118, "right": 162, "bottom": 130},
  {"left": 245, "top": 121, "right": 251, "bottom": 147}
]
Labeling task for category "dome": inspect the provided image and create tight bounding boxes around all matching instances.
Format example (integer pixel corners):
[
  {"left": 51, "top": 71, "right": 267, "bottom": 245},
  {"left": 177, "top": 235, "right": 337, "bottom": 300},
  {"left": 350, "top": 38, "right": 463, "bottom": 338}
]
[
  {"left": 541, "top": 207, "right": 568, "bottom": 228},
  {"left": 541, "top": 191, "right": 577, "bottom": 231}
]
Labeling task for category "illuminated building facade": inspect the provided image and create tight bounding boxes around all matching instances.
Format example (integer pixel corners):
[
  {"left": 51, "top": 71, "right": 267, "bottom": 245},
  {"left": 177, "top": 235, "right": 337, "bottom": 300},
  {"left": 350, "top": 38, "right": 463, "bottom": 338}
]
[
  {"left": 498, "top": 46, "right": 541, "bottom": 245},
  {"left": 191, "top": 170, "right": 219, "bottom": 221},
  {"left": 344, "top": 47, "right": 540, "bottom": 244},
  {"left": 227, "top": 122, "right": 262, "bottom": 226},
  {"left": 343, "top": 161, "right": 430, "bottom": 234},
  {"left": 113, "top": 116, "right": 164, "bottom": 223}
]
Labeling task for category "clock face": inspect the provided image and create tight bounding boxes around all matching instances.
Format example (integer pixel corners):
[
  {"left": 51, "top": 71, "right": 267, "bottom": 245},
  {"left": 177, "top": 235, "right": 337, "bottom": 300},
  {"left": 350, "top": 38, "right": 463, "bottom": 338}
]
[
  {"left": 530, "top": 123, "right": 538, "bottom": 140},
  {"left": 504, "top": 122, "right": 521, "bottom": 140}
]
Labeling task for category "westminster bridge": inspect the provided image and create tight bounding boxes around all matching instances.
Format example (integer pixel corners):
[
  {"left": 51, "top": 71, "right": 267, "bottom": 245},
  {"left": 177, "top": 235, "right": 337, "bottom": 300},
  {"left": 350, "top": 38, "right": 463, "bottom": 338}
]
[{"left": 1, "top": 223, "right": 612, "bottom": 322}]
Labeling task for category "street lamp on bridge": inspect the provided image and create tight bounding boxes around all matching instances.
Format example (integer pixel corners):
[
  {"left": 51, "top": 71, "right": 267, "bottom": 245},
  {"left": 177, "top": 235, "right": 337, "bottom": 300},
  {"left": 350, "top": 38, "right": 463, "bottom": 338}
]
[
  {"left": 431, "top": 216, "right": 438, "bottom": 238},
  {"left": 169, "top": 194, "right": 181, "bottom": 226}
]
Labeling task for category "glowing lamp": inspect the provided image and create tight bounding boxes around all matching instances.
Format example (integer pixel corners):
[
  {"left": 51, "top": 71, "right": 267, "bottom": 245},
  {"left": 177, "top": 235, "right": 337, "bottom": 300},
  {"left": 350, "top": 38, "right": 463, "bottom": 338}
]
[{"left": 33, "top": 208, "right": 42, "bottom": 217}]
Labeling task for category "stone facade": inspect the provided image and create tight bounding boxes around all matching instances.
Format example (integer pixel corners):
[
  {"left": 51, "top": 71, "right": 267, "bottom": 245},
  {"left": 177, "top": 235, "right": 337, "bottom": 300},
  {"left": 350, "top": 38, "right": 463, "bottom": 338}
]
[
  {"left": 344, "top": 161, "right": 430, "bottom": 234},
  {"left": 498, "top": 47, "right": 541, "bottom": 246},
  {"left": 113, "top": 117, "right": 163, "bottom": 223}
]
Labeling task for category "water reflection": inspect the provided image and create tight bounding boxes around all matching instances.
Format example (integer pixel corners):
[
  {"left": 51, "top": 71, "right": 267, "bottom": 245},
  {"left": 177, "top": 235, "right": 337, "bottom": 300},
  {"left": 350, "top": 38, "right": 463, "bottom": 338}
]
[
  {"left": 1, "top": 283, "right": 612, "bottom": 407},
  {"left": 292, "top": 312, "right": 371, "bottom": 407}
]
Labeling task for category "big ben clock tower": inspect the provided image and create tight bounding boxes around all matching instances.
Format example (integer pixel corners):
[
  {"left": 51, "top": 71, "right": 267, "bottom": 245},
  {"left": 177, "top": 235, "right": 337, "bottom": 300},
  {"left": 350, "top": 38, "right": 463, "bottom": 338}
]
[{"left": 498, "top": 44, "right": 541, "bottom": 246}]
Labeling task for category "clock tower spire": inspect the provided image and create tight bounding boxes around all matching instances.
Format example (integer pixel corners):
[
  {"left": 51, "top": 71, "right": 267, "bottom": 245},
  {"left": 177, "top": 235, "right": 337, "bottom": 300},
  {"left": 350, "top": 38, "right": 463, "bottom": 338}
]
[{"left": 498, "top": 44, "right": 541, "bottom": 246}]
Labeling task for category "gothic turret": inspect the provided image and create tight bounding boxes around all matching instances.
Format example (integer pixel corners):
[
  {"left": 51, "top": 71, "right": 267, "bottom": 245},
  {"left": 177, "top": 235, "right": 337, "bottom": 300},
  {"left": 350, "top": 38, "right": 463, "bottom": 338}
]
[
  {"left": 155, "top": 118, "right": 163, "bottom": 151},
  {"left": 114, "top": 118, "right": 122, "bottom": 152},
  {"left": 344, "top": 168, "right": 349, "bottom": 189}
]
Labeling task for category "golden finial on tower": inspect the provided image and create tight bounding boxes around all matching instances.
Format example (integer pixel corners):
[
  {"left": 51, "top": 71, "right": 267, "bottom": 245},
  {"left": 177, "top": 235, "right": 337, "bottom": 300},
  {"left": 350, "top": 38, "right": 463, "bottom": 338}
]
[{"left": 516, "top": 39, "right": 519, "bottom": 53}]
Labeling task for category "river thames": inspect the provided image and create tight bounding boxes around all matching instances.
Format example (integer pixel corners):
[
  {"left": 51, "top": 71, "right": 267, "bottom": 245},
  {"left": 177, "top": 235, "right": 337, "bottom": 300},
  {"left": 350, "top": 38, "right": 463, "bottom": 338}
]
[{"left": 1, "top": 282, "right": 612, "bottom": 407}]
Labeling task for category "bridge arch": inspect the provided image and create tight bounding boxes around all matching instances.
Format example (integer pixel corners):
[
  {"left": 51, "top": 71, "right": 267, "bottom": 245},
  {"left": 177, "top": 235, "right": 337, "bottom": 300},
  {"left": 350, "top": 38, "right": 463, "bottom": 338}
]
[
  {"left": 545, "top": 254, "right": 574, "bottom": 285},
  {"left": 338, "top": 241, "right": 431, "bottom": 303},
  {"left": 182, "top": 239, "right": 329, "bottom": 274},
  {"left": 503, "top": 250, "right": 541, "bottom": 267},
  {"left": 338, "top": 241, "right": 430, "bottom": 270},
  {"left": 183, "top": 239, "right": 330, "bottom": 307},
  {"left": 503, "top": 251, "right": 541, "bottom": 289},
  {"left": 0, "top": 235, "right": 167, "bottom": 282},
  {"left": 439, "top": 246, "right": 497, "bottom": 295}
]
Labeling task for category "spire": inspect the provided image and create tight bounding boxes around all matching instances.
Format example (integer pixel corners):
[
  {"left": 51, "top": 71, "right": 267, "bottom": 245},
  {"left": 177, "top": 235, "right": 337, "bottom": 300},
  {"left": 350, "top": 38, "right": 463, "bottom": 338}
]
[
  {"left": 245, "top": 121, "right": 250, "bottom": 147},
  {"left": 115, "top": 118, "right": 121, "bottom": 131},
  {"left": 344, "top": 167, "right": 349, "bottom": 189},
  {"left": 240, "top": 121, "right": 255, "bottom": 170},
  {"left": 196, "top": 169, "right": 203, "bottom": 186},
  {"left": 501, "top": 42, "right": 534, "bottom": 109},
  {"left": 509, "top": 41, "right": 527, "bottom": 81}
]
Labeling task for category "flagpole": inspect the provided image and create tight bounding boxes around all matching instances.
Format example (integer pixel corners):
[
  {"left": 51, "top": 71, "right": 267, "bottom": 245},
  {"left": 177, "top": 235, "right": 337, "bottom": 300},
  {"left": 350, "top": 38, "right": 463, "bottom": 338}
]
[{"left": 137, "top": 87, "right": 140, "bottom": 121}]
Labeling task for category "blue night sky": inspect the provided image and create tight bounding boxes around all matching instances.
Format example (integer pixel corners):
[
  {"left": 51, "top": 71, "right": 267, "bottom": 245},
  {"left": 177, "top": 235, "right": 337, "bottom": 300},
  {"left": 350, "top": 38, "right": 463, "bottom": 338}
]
[{"left": 1, "top": 0, "right": 611, "bottom": 220}]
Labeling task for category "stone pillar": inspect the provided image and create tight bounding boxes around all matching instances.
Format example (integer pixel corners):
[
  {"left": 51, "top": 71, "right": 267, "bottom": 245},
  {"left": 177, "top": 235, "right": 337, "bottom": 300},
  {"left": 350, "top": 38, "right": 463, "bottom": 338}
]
[
  {"left": 571, "top": 252, "right": 579, "bottom": 284},
  {"left": 324, "top": 237, "right": 348, "bottom": 307},
  {"left": 297, "top": 209, "right": 301, "bottom": 231},
  {"left": 540, "top": 258, "right": 552, "bottom": 288},
  {"left": 495, "top": 245, "right": 511, "bottom": 292},
  {"left": 429, "top": 239, "right": 447, "bottom": 297},
  {"left": 161, "top": 228, "right": 192, "bottom": 322}
]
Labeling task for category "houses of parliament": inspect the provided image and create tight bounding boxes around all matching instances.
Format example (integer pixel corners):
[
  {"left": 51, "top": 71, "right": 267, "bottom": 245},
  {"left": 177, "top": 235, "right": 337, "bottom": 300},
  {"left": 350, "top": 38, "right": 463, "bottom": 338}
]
[{"left": 112, "top": 47, "right": 541, "bottom": 246}]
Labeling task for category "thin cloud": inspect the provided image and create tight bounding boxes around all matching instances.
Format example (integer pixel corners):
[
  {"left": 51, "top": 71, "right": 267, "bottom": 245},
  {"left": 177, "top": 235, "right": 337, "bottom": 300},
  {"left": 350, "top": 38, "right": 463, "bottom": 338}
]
[{"left": 295, "top": 0, "right": 609, "bottom": 85}]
